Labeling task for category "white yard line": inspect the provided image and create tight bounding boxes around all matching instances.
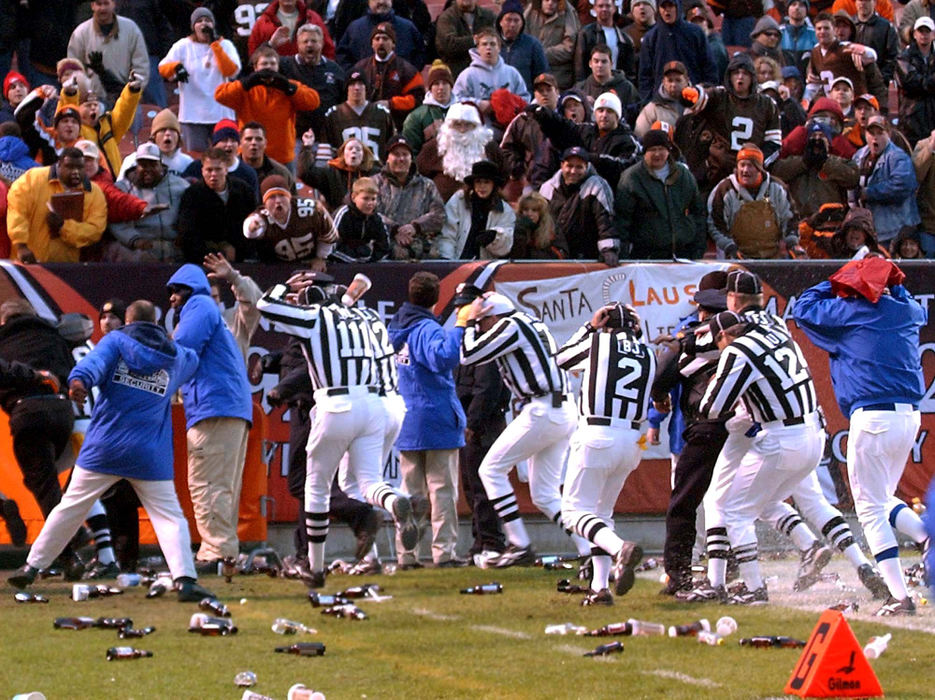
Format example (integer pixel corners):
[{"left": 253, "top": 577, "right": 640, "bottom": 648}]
[
  {"left": 410, "top": 607, "right": 460, "bottom": 621},
  {"left": 643, "top": 669, "right": 721, "bottom": 688},
  {"left": 469, "top": 624, "right": 533, "bottom": 639}
]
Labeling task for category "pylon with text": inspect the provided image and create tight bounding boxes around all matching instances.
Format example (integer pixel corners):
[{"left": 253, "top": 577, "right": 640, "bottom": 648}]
[{"left": 784, "top": 610, "right": 883, "bottom": 697}]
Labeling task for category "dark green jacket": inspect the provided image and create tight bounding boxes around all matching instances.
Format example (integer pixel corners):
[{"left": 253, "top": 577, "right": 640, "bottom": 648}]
[{"left": 616, "top": 156, "right": 706, "bottom": 260}]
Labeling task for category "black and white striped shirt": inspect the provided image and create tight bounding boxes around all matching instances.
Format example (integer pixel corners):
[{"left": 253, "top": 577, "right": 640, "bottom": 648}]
[
  {"left": 461, "top": 311, "right": 568, "bottom": 402},
  {"left": 257, "top": 284, "right": 379, "bottom": 391},
  {"left": 351, "top": 306, "right": 398, "bottom": 394},
  {"left": 557, "top": 324, "right": 656, "bottom": 423},
  {"left": 700, "top": 323, "right": 818, "bottom": 424}
]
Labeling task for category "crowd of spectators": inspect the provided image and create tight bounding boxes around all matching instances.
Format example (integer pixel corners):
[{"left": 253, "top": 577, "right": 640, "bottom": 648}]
[{"left": 1, "top": 0, "right": 934, "bottom": 265}]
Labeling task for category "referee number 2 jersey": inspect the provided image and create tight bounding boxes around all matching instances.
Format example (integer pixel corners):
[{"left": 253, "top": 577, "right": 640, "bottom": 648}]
[
  {"left": 461, "top": 310, "right": 568, "bottom": 403},
  {"left": 258, "top": 286, "right": 380, "bottom": 391},
  {"left": 557, "top": 325, "right": 656, "bottom": 423},
  {"left": 701, "top": 322, "right": 818, "bottom": 425}
]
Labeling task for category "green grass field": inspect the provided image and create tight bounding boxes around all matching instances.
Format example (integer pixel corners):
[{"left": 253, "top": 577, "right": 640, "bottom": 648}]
[{"left": 1, "top": 555, "right": 933, "bottom": 700}]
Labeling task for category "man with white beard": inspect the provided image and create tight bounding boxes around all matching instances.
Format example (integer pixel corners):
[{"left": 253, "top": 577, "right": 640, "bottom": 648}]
[{"left": 415, "top": 102, "right": 506, "bottom": 202}]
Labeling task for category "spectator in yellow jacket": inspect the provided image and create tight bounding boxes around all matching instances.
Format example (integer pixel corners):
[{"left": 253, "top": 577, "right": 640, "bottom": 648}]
[{"left": 6, "top": 147, "right": 107, "bottom": 263}]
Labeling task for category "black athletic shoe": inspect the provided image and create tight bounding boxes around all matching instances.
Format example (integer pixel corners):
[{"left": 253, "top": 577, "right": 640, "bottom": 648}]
[
  {"left": 794, "top": 542, "right": 832, "bottom": 592},
  {"left": 63, "top": 553, "right": 86, "bottom": 582},
  {"left": 392, "top": 496, "right": 419, "bottom": 551},
  {"left": 354, "top": 509, "right": 381, "bottom": 561},
  {"left": 857, "top": 564, "right": 890, "bottom": 600},
  {"left": 491, "top": 544, "right": 537, "bottom": 568},
  {"left": 8, "top": 564, "right": 38, "bottom": 589},
  {"left": 875, "top": 595, "right": 916, "bottom": 617},
  {"left": 177, "top": 580, "right": 217, "bottom": 602},
  {"left": 302, "top": 570, "right": 327, "bottom": 589},
  {"left": 612, "top": 541, "right": 643, "bottom": 596},
  {"left": 581, "top": 588, "right": 614, "bottom": 606},
  {"left": 0, "top": 498, "right": 27, "bottom": 547},
  {"left": 83, "top": 560, "right": 120, "bottom": 580}
]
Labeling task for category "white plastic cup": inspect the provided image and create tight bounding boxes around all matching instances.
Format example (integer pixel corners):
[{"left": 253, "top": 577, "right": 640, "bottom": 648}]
[
  {"left": 117, "top": 573, "right": 142, "bottom": 587},
  {"left": 72, "top": 584, "right": 90, "bottom": 602},
  {"left": 341, "top": 273, "right": 372, "bottom": 306},
  {"left": 12, "top": 693, "right": 47, "bottom": 700}
]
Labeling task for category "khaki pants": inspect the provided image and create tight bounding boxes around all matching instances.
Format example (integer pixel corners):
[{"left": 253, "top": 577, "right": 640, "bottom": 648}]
[
  {"left": 396, "top": 449, "right": 460, "bottom": 565},
  {"left": 187, "top": 416, "right": 249, "bottom": 560}
]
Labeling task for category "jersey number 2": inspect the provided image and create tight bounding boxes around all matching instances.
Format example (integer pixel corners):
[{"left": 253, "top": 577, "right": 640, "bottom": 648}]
[{"left": 730, "top": 116, "right": 754, "bottom": 151}]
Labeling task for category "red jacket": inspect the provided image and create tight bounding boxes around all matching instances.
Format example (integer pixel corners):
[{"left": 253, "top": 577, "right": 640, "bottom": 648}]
[
  {"left": 248, "top": 0, "right": 336, "bottom": 60},
  {"left": 0, "top": 181, "right": 9, "bottom": 259},
  {"left": 91, "top": 169, "right": 147, "bottom": 223}
]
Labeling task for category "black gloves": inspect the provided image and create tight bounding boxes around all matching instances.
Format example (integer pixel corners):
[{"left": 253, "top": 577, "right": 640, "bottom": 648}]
[
  {"left": 241, "top": 70, "right": 266, "bottom": 90},
  {"left": 87, "top": 51, "right": 105, "bottom": 74},
  {"left": 722, "top": 241, "right": 739, "bottom": 259},
  {"left": 803, "top": 137, "right": 829, "bottom": 170},
  {"left": 476, "top": 229, "right": 498, "bottom": 247},
  {"left": 242, "top": 70, "right": 296, "bottom": 95},
  {"left": 269, "top": 71, "right": 297, "bottom": 95},
  {"left": 174, "top": 64, "right": 190, "bottom": 83},
  {"left": 206, "top": 25, "right": 218, "bottom": 42}
]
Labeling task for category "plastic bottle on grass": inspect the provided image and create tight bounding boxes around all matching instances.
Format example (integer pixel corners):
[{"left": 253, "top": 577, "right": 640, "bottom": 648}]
[
  {"left": 545, "top": 622, "right": 587, "bottom": 635},
  {"left": 275, "top": 642, "right": 326, "bottom": 656},
  {"left": 14, "top": 592, "right": 49, "bottom": 603},
  {"left": 863, "top": 633, "right": 891, "bottom": 659},
  {"left": 460, "top": 583, "right": 503, "bottom": 594},
  {"left": 106, "top": 647, "right": 152, "bottom": 660},
  {"left": 668, "top": 619, "right": 710, "bottom": 637},
  {"left": 627, "top": 619, "right": 666, "bottom": 636},
  {"left": 697, "top": 630, "right": 724, "bottom": 646},
  {"left": 116, "top": 573, "right": 142, "bottom": 587},
  {"left": 584, "top": 641, "right": 624, "bottom": 656},
  {"left": 272, "top": 618, "right": 317, "bottom": 635},
  {"left": 307, "top": 592, "right": 350, "bottom": 607},
  {"left": 188, "top": 612, "right": 238, "bottom": 635}
]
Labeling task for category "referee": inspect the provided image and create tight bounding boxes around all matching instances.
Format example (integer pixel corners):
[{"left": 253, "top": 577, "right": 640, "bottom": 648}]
[
  {"left": 695, "top": 310, "right": 824, "bottom": 605},
  {"left": 557, "top": 303, "right": 652, "bottom": 605},
  {"left": 460, "top": 292, "right": 583, "bottom": 568},
  {"left": 257, "top": 272, "right": 418, "bottom": 588}
]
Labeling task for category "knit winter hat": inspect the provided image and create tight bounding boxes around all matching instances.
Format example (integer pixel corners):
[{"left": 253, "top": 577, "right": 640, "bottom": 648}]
[
  {"left": 642, "top": 129, "right": 671, "bottom": 151},
  {"left": 499, "top": 0, "right": 524, "bottom": 18},
  {"left": 427, "top": 60, "right": 454, "bottom": 87},
  {"left": 370, "top": 21, "right": 396, "bottom": 43},
  {"left": 736, "top": 142, "right": 764, "bottom": 168},
  {"left": 56, "top": 58, "right": 85, "bottom": 82},
  {"left": 99, "top": 298, "right": 127, "bottom": 322},
  {"left": 212, "top": 119, "right": 240, "bottom": 144},
  {"left": 261, "top": 174, "right": 292, "bottom": 202},
  {"left": 593, "top": 92, "right": 622, "bottom": 119},
  {"left": 151, "top": 108, "right": 182, "bottom": 134},
  {"left": 3, "top": 71, "right": 28, "bottom": 99},
  {"left": 53, "top": 105, "right": 81, "bottom": 126},
  {"left": 191, "top": 7, "right": 215, "bottom": 29}
]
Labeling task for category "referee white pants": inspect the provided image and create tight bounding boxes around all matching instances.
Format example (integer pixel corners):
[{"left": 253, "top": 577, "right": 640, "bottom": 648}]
[
  {"left": 703, "top": 428, "right": 753, "bottom": 530},
  {"left": 847, "top": 405, "right": 921, "bottom": 556},
  {"left": 306, "top": 389, "right": 386, "bottom": 515},
  {"left": 480, "top": 396, "right": 576, "bottom": 521},
  {"left": 338, "top": 392, "right": 406, "bottom": 499},
  {"left": 760, "top": 468, "right": 843, "bottom": 536},
  {"left": 27, "top": 466, "right": 196, "bottom": 580},
  {"left": 561, "top": 423, "right": 642, "bottom": 536},
  {"left": 720, "top": 421, "right": 824, "bottom": 550}
]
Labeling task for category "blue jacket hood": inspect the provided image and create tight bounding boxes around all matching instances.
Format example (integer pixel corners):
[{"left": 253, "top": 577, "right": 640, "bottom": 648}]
[
  {"left": 388, "top": 302, "right": 437, "bottom": 351},
  {"left": 167, "top": 263, "right": 211, "bottom": 296},
  {"left": 0, "top": 135, "right": 32, "bottom": 162},
  {"left": 114, "top": 322, "right": 177, "bottom": 374}
]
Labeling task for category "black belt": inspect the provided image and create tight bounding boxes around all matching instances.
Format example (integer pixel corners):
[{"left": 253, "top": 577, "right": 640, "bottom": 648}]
[
  {"left": 782, "top": 416, "right": 805, "bottom": 427},
  {"left": 325, "top": 386, "right": 378, "bottom": 396},
  {"left": 862, "top": 402, "right": 898, "bottom": 412},
  {"left": 587, "top": 416, "right": 641, "bottom": 431}
]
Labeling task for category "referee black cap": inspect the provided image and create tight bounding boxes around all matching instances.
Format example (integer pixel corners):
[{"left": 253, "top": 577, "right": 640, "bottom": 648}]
[
  {"left": 708, "top": 310, "right": 743, "bottom": 335},
  {"left": 453, "top": 283, "right": 484, "bottom": 306},
  {"left": 726, "top": 270, "right": 762, "bottom": 295},
  {"left": 605, "top": 302, "right": 642, "bottom": 338}
]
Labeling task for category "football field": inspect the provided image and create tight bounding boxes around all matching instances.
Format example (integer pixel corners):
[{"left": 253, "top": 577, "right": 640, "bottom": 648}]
[{"left": 1, "top": 553, "right": 932, "bottom": 699}]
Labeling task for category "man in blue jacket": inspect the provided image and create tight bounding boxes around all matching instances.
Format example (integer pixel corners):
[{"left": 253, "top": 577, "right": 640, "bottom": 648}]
[
  {"left": 9, "top": 300, "right": 214, "bottom": 602},
  {"left": 794, "top": 257, "right": 927, "bottom": 616},
  {"left": 167, "top": 263, "right": 253, "bottom": 572},
  {"left": 638, "top": 0, "right": 717, "bottom": 102},
  {"left": 388, "top": 272, "right": 467, "bottom": 568},
  {"left": 336, "top": 0, "right": 424, "bottom": 70}
]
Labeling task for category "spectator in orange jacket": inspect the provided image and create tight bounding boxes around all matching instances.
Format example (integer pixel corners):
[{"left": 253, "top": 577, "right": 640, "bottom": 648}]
[
  {"left": 215, "top": 45, "right": 320, "bottom": 169},
  {"left": 248, "top": 0, "right": 336, "bottom": 61}
]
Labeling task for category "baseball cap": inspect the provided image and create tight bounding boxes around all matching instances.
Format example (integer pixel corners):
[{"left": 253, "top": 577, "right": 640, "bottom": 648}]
[
  {"left": 866, "top": 114, "right": 888, "bottom": 131},
  {"left": 855, "top": 93, "right": 880, "bottom": 110},
  {"left": 830, "top": 76, "right": 854, "bottom": 91},
  {"left": 533, "top": 73, "right": 558, "bottom": 90},
  {"left": 561, "top": 146, "right": 589, "bottom": 163},
  {"left": 781, "top": 65, "right": 802, "bottom": 81},
  {"left": 915, "top": 16, "right": 935, "bottom": 31},
  {"left": 726, "top": 269, "right": 762, "bottom": 295},
  {"left": 663, "top": 61, "right": 688, "bottom": 77},
  {"left": 347, "top": 70, "right": 368, "bottom": 87},
  {"left": 134, "top": 142, "right": 163, "bottom": 162},
  {"left": 387, "top": 136, "right": 413, "bottom": 154},
  {"left": 75, "top": 139, "right": 100, "bottom": 160},
  {"left": 53, "top": 106, "right": 81, "bottom": 126},
  {"left": 693, "top": 269, "right": 728, "bottom": 311}
]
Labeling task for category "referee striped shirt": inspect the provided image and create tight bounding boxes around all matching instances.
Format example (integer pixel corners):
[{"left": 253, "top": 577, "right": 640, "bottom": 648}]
[
  {"left": 351, "top": 306, "right": 399, "bottom": 394},
  {"left": 700, "top": 323, "right": 818, "bottom": 424},
  {"left": 257, "top": 284, "right": 379, "bottom": 391},
  {"left": 557, "top": 324, "right": 656, "bottom": 422},
  {"left": 461, "top": 311, "right": 568, "bottom": 402}
]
